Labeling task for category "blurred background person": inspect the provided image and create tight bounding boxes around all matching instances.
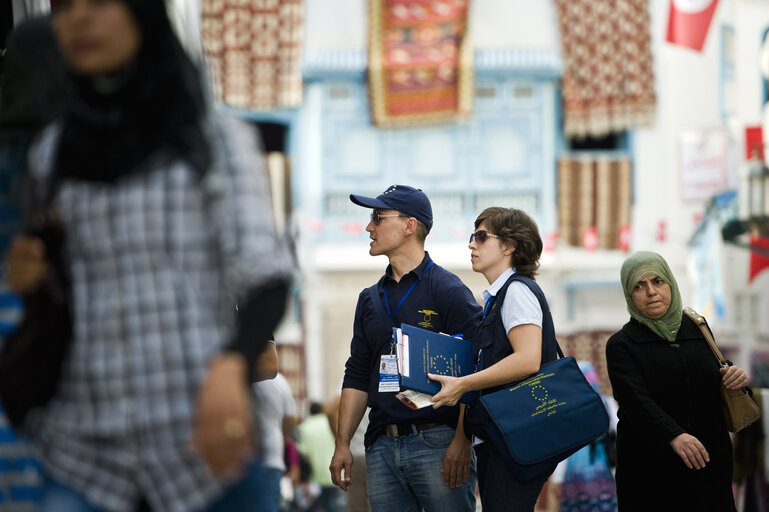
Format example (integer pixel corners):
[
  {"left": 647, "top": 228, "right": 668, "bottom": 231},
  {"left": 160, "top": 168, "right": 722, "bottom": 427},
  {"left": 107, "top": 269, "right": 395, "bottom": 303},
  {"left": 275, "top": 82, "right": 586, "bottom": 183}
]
[
  {"left": 253, "top": 340, "right": 299, "bottom": 512},
  {"left": 0, "top": 14, "right": 71, "bottom": 512},
  {"left": 606, "top": 251, "right": 749, "bottom": 512},
  {"left": 3, "top": 1, "right": 292, "bottom": 511},
  {"left": 297, "top": 402, "right": 345, "bottom": 512},
  {"left": 324, "top": 394, "right": 369, "bottom": 512},
  {"left": 549, "top": 361, "right": 618, "bottom": 512}
]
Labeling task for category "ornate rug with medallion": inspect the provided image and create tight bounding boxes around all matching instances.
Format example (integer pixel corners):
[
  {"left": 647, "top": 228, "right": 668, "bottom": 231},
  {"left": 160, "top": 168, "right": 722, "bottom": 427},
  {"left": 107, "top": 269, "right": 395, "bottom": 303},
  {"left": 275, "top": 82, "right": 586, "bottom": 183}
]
[{"left": 368, "top": 0, "right": 473, "bottom": 127}]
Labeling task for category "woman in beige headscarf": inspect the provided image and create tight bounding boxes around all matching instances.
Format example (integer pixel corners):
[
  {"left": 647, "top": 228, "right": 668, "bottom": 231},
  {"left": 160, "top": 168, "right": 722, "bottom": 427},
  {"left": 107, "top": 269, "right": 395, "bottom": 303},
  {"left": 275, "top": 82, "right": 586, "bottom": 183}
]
[{"left": 605, "top": 251, "right": 749, "bottom": 512}]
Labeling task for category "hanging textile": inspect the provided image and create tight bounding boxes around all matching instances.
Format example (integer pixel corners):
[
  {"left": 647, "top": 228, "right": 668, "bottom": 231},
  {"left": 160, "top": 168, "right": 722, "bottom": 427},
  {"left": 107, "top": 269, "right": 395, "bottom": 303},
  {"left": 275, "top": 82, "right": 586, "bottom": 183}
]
[
  {"left": 201, "top": 0, "right": 303, "bottom": 110},
  {"left": 368, "top": 0, "right": 473, "bottom": 127},
  {"left": 554, "top": 0, "right": 656, "bottom": 138},
  {"left": 557, "top": 155, "right": 632, "bottom": 250}
]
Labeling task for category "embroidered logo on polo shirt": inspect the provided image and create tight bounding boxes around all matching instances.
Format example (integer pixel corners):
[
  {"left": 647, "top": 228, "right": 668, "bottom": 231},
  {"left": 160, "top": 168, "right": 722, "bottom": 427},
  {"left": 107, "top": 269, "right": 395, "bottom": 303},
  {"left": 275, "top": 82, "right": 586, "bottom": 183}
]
[{"left": 418, "top": 309, "right": 438, "bottom": 329}]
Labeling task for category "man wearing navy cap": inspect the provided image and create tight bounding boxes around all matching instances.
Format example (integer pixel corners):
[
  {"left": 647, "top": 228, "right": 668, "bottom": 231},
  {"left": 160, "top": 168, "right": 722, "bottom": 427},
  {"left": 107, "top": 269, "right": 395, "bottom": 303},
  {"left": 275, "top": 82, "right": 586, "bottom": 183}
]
[{"left": 329, "top": 185, "right": 481, "bottom": 511}]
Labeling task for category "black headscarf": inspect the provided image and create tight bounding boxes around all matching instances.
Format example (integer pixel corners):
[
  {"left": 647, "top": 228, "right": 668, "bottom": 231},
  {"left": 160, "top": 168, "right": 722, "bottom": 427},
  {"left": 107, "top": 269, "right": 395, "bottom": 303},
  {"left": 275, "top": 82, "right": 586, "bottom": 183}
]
[{"left": 53, "top": 0, "right": 211, "bottom": 183}]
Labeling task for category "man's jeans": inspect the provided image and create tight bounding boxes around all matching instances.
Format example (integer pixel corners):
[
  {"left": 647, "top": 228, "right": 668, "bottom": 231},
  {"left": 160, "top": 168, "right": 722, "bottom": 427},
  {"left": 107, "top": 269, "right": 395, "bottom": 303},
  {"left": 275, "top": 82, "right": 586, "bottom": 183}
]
[{"left": 365, "top": 425, "right": 476, "bottom": 512}]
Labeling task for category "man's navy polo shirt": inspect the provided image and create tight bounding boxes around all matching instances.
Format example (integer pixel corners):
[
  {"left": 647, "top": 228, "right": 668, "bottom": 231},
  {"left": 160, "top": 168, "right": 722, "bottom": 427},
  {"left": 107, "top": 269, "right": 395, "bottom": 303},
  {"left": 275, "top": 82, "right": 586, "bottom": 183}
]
[{"left": 342, "top": 252, "right": 482, "bottom": 449}]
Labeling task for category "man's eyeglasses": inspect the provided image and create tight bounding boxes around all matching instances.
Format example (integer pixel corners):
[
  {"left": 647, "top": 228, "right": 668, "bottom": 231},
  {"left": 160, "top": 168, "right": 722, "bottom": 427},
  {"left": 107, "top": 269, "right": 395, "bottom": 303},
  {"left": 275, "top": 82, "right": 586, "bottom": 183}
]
[
  {"left": 370, "top": 211, "right": 409, "bottom": 225},
  {"left": 469, "top": 230, "right": 502, "bottom": 244}
]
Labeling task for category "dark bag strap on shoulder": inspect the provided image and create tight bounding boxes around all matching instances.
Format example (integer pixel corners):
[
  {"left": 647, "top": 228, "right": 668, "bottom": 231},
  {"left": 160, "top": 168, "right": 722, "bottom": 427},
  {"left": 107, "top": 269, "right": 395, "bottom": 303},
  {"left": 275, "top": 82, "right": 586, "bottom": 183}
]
[
  {"left": 367, "top": 283, "right": 392, "bottom": 327},
  {"left": 365, "top": 283, "right": 398, "bottom": 373},
  {"left": 506, "top": 275, "right": 564, "bottom": 359}
]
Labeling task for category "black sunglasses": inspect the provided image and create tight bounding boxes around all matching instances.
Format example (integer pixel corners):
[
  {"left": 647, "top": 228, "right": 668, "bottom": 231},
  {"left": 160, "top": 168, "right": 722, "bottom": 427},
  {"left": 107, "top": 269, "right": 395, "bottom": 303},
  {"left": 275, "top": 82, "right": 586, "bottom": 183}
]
[
  {"left": 370, "top": 211, "right": 409, "bottom": 225},
  {"left": 469, "top": 230, "right": 502, "bottom": 244}
]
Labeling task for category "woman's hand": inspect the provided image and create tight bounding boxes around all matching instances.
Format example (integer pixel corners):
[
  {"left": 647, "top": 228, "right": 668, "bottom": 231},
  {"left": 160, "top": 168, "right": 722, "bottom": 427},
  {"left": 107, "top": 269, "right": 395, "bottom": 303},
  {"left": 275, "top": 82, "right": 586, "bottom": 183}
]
[
  {"left": 670, "top": 433, "right": 709, "bottom": 469},
  {"left": 192, "top": 353, "right": 255, "bottom": 480},
  {"left": 720, "top": 365, "right": 749, "bottom": 390},
  {"left": 428, "top": 374, "right": 468, "bottom": 408},
  {"left": 4, "top": 235, "right": 48, "bottom": 295}
]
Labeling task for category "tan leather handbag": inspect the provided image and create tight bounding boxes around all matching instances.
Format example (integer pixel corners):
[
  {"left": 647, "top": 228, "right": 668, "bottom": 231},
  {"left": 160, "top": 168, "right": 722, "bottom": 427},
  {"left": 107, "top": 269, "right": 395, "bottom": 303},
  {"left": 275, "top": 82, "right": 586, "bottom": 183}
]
[{"left": 683, "top": 307, "right": 761, "bottom": 433}]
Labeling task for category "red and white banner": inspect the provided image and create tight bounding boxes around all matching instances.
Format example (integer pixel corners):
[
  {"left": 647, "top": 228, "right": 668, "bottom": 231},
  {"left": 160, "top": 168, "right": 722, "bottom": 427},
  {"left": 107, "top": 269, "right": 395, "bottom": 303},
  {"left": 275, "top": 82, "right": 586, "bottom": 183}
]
[{"left": 665, "top": 0, "right": 719, "bottom": 52}]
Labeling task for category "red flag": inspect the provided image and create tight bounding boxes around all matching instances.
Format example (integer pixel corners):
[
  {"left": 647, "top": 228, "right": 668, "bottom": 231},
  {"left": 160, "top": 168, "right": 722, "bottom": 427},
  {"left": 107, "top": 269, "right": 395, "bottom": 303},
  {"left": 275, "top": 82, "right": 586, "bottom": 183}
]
[
  {"left": 749, "top": 234, "right": 769, "bottom": 283},
  {"left": 666, "top": 0, "right": 719, "bottom": 52}
]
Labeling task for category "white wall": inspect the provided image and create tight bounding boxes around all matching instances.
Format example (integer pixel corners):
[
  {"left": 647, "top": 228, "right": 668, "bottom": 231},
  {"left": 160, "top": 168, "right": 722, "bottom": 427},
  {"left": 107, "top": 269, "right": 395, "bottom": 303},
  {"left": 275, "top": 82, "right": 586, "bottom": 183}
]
[
  {"left": 297, "top": 0, "right": 769, "bottom": 398},
  {"left": 304, "top": 0, "right": 562, "bottom": 57}
]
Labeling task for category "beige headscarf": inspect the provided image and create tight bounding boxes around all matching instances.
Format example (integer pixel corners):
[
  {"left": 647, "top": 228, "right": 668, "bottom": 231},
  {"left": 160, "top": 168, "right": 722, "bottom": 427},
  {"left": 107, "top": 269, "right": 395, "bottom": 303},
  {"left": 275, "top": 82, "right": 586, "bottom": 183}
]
[{"left": 620, "top": 251, "right": 682, "bottom": 342}]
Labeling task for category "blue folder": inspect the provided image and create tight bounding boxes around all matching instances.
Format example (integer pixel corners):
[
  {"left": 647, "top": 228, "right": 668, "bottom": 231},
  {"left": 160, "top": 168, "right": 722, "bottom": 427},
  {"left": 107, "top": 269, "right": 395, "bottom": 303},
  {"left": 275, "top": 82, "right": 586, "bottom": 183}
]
[{"left": 395, "top": 323, "right": 475, "bottom": 396}]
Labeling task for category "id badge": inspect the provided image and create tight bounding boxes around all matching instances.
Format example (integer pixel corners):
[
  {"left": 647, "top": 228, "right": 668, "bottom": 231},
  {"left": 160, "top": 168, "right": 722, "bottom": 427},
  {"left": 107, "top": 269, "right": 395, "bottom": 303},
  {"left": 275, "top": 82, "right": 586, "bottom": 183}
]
[{"left": 378, "top": 354, "right": 400, "bottom": 392}]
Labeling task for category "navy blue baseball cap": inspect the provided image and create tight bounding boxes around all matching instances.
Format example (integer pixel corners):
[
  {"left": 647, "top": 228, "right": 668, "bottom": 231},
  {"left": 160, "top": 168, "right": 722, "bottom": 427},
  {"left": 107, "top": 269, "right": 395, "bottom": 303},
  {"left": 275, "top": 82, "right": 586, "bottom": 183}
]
[{"left": 350, "top": 185, "right": 433, "bottom": 232}]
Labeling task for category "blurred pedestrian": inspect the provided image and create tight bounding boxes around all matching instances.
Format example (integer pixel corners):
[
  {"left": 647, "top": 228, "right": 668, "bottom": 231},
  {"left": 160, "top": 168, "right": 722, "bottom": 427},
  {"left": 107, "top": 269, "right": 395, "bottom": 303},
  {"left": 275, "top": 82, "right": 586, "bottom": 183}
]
[
  {"left": 550, "top": 361, "right": 617, "bottom": 512},
  {"left": 325, "top": 395, "right": 369, "bottom": 512},
  {"left": 0, "top": 14, "right": 72, "bottom": 512},
  {"left": 298, "top": 403, "right": 345, "bottom": 512},
  {"left": 0, "top": 14, "right": 71, "bottom": 249},
  {"left": 254, "top": 359, "right": 298, "bottom": 512},
  {"left": 606, "top": 251, "right": 749, "bottom": 511},
  {"left": 4, "top": 1, "right": 292, "bottom": 511}
]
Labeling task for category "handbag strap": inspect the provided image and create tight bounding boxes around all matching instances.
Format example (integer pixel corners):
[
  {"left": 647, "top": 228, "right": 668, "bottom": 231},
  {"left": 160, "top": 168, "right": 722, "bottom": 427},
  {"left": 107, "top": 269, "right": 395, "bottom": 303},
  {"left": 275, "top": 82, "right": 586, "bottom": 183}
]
[{"left": 682, "top": 307, "right": 725, "bottom": 365}]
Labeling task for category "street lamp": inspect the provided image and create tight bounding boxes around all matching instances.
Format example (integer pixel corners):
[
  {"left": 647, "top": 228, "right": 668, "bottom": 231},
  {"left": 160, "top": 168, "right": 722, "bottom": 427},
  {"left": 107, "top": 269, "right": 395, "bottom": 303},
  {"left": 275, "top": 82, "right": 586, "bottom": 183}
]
[
  {"left": 720, "top": 146, "right": 769, "bottom": 256},
  {"left": 747, "top": 148, "right": 769, "bottom": 231}
]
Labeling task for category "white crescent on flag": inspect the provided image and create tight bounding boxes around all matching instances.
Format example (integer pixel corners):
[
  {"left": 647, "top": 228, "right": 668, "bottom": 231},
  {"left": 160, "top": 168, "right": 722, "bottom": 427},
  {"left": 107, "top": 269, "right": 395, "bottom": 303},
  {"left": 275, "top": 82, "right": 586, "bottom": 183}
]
[{"left": 672, "top": 0, "right": 715, "bottom": 14}]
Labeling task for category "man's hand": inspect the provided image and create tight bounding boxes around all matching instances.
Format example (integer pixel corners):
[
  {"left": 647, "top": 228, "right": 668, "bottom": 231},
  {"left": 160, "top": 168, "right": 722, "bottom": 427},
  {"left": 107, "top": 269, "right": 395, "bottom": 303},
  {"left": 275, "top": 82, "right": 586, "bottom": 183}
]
[
  {"left": 5, "top": 235, "right": 48, "bottom": 295},
  {"left": 442, "top": 430, "right": 472, "bottom": 488},
  {"left": 329, "top": 443, "right": 353, "bottom": 492},
  {"left": 670, "top": 433, "right": 709, "bottom": 469},
  {"left": 192, "top": 353, "right": 254, "bottom": 480}
]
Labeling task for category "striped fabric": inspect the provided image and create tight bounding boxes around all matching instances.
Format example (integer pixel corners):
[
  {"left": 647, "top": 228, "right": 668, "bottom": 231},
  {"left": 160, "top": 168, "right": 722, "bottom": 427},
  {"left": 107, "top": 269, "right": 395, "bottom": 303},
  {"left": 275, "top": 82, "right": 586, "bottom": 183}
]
[
  {"left": 201, "top": 0, "right": 304, "bottom": 110},
  {"left": 558, "top": 155, "right": 632, "bottom": 250},
  {"left": 555, "top": 0, "right": 656, "bottom": 138}
]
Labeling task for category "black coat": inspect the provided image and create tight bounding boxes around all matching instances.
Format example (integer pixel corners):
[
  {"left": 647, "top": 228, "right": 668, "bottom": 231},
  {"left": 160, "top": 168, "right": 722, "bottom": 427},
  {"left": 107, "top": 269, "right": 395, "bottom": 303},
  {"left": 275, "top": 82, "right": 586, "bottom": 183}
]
[{"left": 605, "top": 315, "right": 736, "bottom": 512}]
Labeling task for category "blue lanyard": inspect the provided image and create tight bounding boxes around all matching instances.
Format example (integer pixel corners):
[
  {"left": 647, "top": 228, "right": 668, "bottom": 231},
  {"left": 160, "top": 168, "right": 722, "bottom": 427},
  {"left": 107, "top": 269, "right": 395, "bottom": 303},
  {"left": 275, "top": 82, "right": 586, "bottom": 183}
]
[
  {"left": 481, "top": 295, "right": 494, "bottom": 321},
  {"left": 383, "top": 261, "right": 434, "bottom": 323}
]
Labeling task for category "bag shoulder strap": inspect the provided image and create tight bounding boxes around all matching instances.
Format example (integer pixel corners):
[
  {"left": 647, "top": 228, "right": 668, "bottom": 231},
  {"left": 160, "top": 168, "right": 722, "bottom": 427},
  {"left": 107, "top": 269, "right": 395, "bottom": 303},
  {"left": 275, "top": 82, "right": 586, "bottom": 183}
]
[
  {"left": 682, "top": 307, "right": 725, "bottom": 364},
  {"left": 367, "top": 283, "right": 394, "bottom": 326},
  {"left": 508, "top": 275, "right": 564, "bottom": 359}
]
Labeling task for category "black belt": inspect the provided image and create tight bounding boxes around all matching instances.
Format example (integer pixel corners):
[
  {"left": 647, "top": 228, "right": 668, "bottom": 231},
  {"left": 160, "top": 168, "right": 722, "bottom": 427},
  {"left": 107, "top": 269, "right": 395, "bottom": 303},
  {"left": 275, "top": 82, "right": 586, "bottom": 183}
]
[{"left": 383, "top": 422, "right": 441, "bottom": 438}]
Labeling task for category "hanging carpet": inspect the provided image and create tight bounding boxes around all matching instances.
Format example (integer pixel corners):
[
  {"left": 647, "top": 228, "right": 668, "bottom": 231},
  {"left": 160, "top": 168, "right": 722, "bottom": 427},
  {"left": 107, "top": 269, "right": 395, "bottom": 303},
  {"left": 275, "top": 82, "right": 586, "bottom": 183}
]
[{"left": 368, "top": 0, "right": 473, "bottom": 127}]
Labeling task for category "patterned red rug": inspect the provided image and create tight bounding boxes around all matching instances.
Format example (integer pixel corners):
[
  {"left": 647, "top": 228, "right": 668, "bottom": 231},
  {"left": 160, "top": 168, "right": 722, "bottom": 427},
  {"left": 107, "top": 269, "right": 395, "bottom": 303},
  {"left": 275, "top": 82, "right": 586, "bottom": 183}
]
[
  {"left": 555, "top": 0, "right": 656, "bottom": 138},
  {"left": 201, "top": 0, "right": 303, "bottom": 110},
  {"left": 368, "top": 0, "right": 473, "bottom": 127}
]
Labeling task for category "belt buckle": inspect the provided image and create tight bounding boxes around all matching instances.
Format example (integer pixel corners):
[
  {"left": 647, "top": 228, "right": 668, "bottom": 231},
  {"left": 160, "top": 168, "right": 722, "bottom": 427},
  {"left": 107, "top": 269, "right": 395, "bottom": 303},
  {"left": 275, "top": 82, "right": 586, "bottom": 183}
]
[{"left": 386, "top": 424, "right": 399, "bottom": 438}]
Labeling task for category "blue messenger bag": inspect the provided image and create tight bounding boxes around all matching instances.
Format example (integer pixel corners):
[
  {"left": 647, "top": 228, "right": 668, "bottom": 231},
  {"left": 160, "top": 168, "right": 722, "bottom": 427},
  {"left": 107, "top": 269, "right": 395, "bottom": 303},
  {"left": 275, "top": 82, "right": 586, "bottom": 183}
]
[{"left": 467, "top": 354, "right": 609, "bottom": 481}]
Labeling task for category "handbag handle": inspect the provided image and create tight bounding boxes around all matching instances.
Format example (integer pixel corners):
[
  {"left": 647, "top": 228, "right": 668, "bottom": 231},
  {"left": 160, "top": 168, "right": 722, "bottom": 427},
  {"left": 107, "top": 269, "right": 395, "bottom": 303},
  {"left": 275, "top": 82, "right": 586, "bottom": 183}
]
[{"left": 682, "top": 307, "right": 726, "bottom": 365}]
